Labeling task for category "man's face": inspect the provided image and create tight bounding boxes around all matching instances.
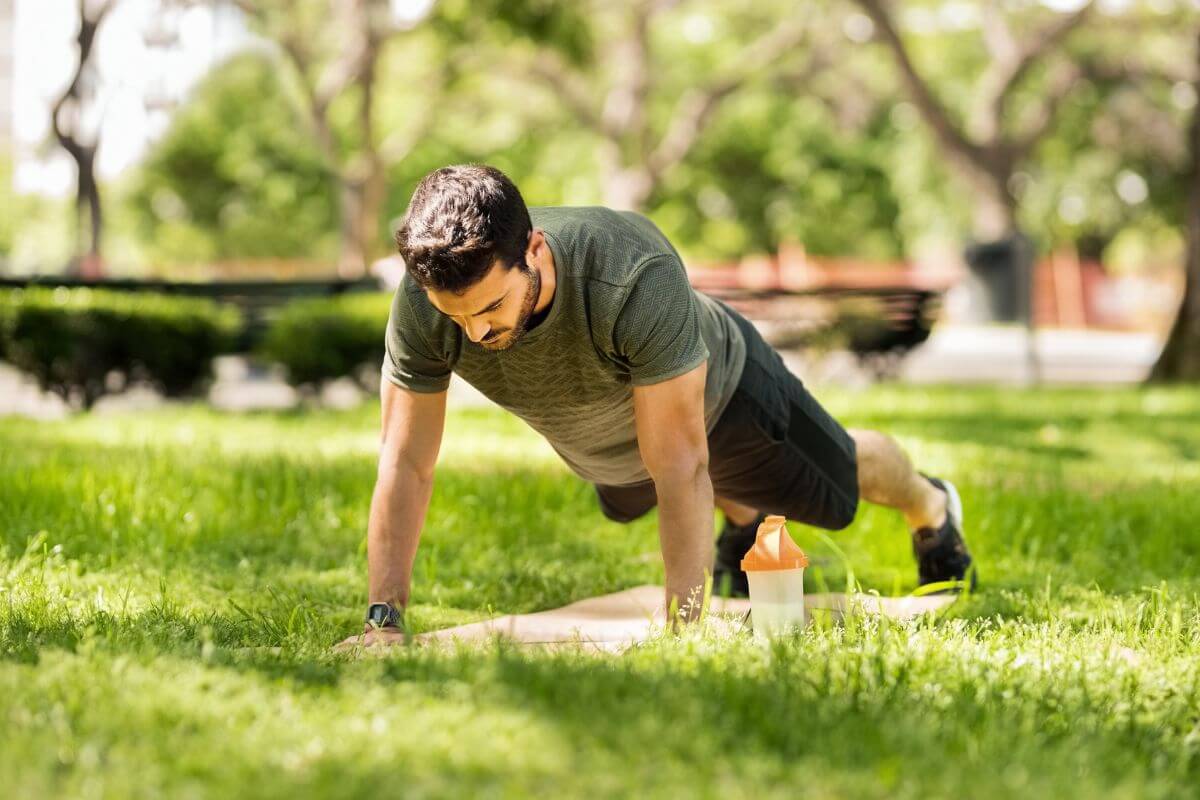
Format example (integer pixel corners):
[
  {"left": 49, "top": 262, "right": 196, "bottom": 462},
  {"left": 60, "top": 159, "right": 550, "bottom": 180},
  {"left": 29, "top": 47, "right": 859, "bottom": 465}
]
[{"left": 426, "top": 258, "right": 541, "bottom": 351}]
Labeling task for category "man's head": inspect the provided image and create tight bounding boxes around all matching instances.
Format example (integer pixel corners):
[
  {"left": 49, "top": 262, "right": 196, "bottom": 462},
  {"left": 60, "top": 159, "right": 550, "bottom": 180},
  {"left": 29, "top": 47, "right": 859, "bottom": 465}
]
[{"left": 394, "top": 164, "right": 547, "bottom": 351}]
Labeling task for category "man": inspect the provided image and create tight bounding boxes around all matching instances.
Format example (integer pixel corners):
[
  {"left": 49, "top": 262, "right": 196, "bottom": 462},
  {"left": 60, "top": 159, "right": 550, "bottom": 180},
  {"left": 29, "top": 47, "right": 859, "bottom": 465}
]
[{"left": 347, "top": 164, "right": 975, "bottom": 645}]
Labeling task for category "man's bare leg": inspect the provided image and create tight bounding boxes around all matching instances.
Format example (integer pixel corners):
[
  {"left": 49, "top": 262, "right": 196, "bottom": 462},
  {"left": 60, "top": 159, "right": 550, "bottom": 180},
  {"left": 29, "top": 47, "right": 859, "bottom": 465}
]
[
  {"left": 849, "top": 429, "right": 946, "bottom": 531},
  {"left": 715, "top": 496, "right": 759, "bottom": 527}
]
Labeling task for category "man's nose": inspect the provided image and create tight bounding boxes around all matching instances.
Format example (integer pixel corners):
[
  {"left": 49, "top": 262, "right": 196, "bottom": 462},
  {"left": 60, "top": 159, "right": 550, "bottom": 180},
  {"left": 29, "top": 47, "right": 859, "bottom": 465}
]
[{"left": 464, "top": 319, "right": 490, "bottom": 343}]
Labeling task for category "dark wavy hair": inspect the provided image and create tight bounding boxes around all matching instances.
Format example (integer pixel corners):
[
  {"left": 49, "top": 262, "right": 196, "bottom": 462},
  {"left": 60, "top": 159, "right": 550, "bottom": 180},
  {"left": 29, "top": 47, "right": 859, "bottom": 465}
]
[{"left": 393, "top": 164, "right": 533, "bottom": 294}]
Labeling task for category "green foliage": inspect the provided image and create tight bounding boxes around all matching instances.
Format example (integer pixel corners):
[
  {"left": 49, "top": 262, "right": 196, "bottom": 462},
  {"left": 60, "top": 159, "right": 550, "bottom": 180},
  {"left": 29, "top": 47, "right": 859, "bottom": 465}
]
[
  {"left": 0, "top": 287, "right": 242, "bottom": 410},
  {"left": 1019, "top": 69, "right": 1190, "bottom": 255},
  {"left": 127, "top": 53, "right": 337, "bottom": 264},
  {"left": 656, "top": 94, "right": 906, "bottom": 260},
  {"left": 432, "top": 0, "right": 595, "bottom": 67},
  {"left": 258, "top": 292, "right": 392, "bottom": 391}
]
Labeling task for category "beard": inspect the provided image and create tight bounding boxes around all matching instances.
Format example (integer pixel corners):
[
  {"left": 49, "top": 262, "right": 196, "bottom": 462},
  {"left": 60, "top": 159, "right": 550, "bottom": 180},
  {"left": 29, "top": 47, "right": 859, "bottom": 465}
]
[{"left": 479, "top": 264, "right": 541, "bottom": 351}]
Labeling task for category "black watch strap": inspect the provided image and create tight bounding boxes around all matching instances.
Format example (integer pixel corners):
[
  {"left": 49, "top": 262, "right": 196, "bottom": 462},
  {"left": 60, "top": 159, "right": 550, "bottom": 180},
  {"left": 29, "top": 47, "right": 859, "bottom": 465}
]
[{"left": 365, "top": 602, "right": 404, "bottom": 630}]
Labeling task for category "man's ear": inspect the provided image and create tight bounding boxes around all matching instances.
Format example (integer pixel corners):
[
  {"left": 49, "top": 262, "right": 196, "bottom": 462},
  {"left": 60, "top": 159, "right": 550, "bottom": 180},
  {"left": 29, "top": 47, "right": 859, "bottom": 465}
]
[{"left": 528, "top": 228, "right": 545, "bottom": 260}]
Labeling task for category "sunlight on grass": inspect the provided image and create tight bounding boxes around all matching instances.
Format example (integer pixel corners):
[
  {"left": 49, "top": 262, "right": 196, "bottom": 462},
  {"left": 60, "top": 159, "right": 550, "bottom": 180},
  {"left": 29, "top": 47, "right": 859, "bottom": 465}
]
[{"left": 1, "top": 386, "right": 1198, "bottom": 797}]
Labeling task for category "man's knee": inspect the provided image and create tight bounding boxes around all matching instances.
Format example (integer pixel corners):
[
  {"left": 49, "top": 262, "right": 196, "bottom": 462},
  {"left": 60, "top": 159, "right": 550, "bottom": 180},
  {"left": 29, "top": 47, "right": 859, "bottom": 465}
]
[
  {"left": 598, "top": 502, "right": 641, "bottom": 524},
  {"left": 824, "top": 494, "right": 859, "bottom": 531},
  {"left": 594, "top": 486, "right": 654, "bottom": 524},
  {"left": 809, "top": 483, "right": 859, "bottom": 531}
]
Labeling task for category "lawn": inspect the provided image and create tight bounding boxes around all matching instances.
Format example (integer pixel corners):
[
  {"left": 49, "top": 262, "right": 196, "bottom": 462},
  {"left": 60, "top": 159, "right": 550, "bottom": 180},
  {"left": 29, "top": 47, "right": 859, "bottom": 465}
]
[{"left": 1, "top": 386, "right": 1198, "bottom": 799}]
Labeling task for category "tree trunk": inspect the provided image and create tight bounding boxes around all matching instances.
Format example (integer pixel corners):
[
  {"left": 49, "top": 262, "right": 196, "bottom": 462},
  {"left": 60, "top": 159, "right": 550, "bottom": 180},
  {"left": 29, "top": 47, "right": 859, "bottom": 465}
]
[
  {"left": 599, "top": 140, "right": 653, "bottom": 211},
  {"left": 969, "top": 168, "right": 1019, "bottom": 242},
  {"left": 1148, "top": 158, "right": 1200, "bottom": 380},
  {"left": 53, "top": 0, "right": 111, "bottom": 279},
  {"left": 1148, "top": 32, "right": 1200, "bottom": 382},
  {"left": 78, "top": 146, "right": 103, "bottom": 278},
  {"left": 335, "top": 167, "right": 386, "bottom": 279}
]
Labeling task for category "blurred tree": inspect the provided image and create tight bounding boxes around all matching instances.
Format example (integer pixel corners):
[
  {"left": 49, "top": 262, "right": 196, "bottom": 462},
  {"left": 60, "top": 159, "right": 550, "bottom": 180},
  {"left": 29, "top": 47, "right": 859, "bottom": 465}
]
[
  {"left": 1151, "top": 28, "right": 1200, "bottom": 381},
  {"left": 1013, "top": 70, "right": 1186, "bottom": 256},
  {"left": 127, "top": 53, "right": 337, "bottom": 263},
  {"left": 990, "top": 2, "right": 1191, "bottom": 259},
  {"left": 52, "top": 0, "right": 116, "bottom": 279},
  {"left": 655, "top": 90, "right": 905, "bottom": 259},
  {"left": 226, "top": 0, "right": 453, "bottom": 278},
  {"left": 437, "top": 0, "right": 826, "bottom": 212},
  {"left": 853, "top": 0, "right": 1098, "bottom": 242}
]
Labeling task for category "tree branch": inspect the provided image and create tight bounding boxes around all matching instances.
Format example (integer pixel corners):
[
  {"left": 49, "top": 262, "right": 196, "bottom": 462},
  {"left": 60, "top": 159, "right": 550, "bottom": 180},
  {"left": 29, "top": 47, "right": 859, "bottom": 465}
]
[
  {"left": 1010, "top": 0, "right": 1095, "bottom": 92},
  {"left": 52, "top": 0, "right": 114, "bottom": 157},
  {"left": 1009, "top": 59, "right": 1086, "bottom": 157},
  {"left": 273, "top": 35, "right": 340, "bottom": 168},
  {"left": 971, "top": 1, "right": 1094, "bottom": 145},
  {"left": 377, "top": 59, "right": 454, "bottom": 166},
  {"left": 648, "top": 22, "right": 824, "bottom": 176},
  {"left": 979, "top": 0, "right": 1019, "bottom": 65},
  {"left": 854, "top": 0, "right": 985, "bottom": 166},
  {"left": 600, "top": 3, "right": 656, "bottom": 147},
  {"left": 526, "top": 49, "right": 607, "bottom": 133}
]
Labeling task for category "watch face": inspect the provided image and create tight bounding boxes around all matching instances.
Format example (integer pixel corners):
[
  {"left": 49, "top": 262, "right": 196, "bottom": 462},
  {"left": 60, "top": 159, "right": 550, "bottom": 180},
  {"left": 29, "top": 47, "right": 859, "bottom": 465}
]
[{"left": 367, "top": 603, "right": 399, "bottom": 628}]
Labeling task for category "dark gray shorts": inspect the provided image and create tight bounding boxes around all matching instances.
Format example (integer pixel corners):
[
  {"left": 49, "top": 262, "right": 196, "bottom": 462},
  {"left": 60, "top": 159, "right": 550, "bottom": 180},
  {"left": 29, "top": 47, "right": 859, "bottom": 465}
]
[{"left": 594, "top": 304, "right": 859, "bottom": 530}]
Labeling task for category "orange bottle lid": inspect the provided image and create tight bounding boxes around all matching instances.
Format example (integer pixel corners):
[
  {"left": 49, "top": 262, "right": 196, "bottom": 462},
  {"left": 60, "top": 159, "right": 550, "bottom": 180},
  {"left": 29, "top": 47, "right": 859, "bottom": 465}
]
[{"left": 740, "top": 514, "right": 810, "bottom": 571}]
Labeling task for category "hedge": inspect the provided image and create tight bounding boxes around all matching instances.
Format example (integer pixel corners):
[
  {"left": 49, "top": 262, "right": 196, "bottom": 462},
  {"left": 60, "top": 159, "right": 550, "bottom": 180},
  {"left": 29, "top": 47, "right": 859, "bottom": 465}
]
[
  {"left": 257, "top": 292, "right": 392, "bottom": 392},
  {"left": 0, "top": 287, "right": 242, "bottom": 410}
]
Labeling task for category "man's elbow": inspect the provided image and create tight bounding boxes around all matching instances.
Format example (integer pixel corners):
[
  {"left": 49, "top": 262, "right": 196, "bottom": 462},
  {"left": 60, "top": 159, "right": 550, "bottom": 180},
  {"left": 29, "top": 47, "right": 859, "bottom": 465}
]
[
  {"left": 377, "top": 452, "right": 436, "bottom": 486},
  {"left": 643, "top": 448, "right": 709, "bottom": 489}
]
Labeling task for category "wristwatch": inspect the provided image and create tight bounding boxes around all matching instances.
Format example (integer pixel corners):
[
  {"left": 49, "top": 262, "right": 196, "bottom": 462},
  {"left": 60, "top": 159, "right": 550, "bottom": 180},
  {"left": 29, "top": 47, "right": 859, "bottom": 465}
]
[{"left": 365, "top": 602, "right": 405, "bottom": 630}]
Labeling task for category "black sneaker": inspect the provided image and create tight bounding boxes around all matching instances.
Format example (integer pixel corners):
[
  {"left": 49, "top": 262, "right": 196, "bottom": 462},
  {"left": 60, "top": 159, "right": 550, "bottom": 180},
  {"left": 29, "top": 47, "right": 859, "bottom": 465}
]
[
  {"left": 912, "top": 476, "right": 977, "bottom": 592},
  {"left": 712, "top": 512, "right": 769, "bottom": 598}
]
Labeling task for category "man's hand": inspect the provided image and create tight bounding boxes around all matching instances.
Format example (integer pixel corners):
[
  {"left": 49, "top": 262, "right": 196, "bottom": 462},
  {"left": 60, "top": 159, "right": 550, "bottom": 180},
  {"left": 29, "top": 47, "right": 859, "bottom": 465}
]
[
  {"left": 334, "top": 624, "right": 411, "bottom": 652},
  {"left": 632, "top": 361, "right": 715, "bottom": 630}
]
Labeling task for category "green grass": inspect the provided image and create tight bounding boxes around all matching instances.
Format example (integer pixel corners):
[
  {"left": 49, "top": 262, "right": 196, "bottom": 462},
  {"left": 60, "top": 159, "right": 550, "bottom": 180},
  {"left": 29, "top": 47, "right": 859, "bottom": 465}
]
[{"left": 1, "top": 386, "right": 1199, "bottom": 799}]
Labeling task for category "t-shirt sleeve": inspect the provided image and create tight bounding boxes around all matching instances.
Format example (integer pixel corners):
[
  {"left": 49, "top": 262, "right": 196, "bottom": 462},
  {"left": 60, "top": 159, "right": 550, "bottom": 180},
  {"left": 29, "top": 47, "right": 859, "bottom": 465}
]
[
  {"left": 381, "top": 289, "right": 452, "bottom": 393},
  {"left": 612, "top": 254, "right": 710, "bottom": 386}
]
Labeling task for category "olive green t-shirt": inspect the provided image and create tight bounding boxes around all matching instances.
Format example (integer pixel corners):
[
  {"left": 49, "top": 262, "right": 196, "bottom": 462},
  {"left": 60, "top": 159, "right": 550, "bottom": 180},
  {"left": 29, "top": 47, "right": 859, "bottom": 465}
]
[{"left": 381, "top": 205, "right": 747, "bottom": 486}]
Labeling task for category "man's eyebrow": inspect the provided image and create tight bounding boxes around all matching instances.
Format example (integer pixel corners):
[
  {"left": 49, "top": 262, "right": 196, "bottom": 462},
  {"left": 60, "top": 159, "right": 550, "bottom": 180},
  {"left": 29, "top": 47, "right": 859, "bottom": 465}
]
[{"left": 469, "top": 292, "right": 508, "bottom": 316}]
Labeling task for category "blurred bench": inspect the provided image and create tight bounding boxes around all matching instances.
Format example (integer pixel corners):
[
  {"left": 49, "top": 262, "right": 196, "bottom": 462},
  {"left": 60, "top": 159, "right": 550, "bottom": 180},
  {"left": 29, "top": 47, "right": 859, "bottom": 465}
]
[{"left": 688, "top": 260, "right": 951, "bottom": 380}]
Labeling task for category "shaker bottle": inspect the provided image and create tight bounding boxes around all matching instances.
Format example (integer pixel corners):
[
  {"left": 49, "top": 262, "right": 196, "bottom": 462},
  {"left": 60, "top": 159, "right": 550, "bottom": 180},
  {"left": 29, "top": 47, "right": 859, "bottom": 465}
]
[{"left": 740, "top": 514, "right": 809, "bottom": 639}]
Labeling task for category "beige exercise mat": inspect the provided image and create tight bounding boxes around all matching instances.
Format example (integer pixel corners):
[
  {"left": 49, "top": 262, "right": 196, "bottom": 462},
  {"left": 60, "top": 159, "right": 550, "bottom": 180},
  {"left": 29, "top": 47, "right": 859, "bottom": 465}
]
[{"left": 413, "top": 584, "right": 956, "bottom": 653}]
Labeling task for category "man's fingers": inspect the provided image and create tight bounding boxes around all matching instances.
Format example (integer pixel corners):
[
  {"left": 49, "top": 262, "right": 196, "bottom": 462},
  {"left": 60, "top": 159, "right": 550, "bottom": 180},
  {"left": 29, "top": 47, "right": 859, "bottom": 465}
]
[
  {"left": 333, "top": 629, "right": 413, "bottom": 652},
  {"left": 333, "top": 634, "right": 367, "bottom": 652}
]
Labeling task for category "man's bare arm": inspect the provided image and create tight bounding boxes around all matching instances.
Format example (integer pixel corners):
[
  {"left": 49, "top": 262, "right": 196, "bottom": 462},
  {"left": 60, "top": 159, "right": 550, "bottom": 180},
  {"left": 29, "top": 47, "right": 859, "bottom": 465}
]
[
  {"left": 632, "top": 362, "right": 714, "bottom": 628},
  {"left": 337, "top": 379, "right": 445, "bottom": 648}
]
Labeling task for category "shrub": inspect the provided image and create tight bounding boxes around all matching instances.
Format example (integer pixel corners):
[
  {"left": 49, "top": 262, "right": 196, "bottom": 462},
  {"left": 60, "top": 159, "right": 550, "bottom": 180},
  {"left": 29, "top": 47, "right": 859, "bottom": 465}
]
[
  {"left": 258, "top": 292, "right": 392, "bottom": 392},
  {"left": 0, "top": 287, "right": 242, "bottom": 410}
]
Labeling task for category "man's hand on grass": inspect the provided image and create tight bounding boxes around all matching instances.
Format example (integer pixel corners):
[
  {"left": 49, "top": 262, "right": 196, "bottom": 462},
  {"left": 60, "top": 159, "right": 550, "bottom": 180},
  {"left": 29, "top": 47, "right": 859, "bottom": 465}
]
[{"left": 334, "top": 625, "right": 411, "bottom": 652}]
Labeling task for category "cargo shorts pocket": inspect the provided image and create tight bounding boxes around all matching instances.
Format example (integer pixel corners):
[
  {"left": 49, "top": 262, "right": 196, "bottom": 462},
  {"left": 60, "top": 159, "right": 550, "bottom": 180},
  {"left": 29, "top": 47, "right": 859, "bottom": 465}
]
[{"left": 737, "top": 356, "right": 792, "bottom": 445}]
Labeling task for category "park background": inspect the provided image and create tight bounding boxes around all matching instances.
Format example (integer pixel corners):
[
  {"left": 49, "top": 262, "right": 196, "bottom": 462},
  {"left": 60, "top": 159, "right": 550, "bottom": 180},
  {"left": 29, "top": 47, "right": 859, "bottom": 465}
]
[{"left": 2, "top": 1, "right": 1200, "bottom": 798}]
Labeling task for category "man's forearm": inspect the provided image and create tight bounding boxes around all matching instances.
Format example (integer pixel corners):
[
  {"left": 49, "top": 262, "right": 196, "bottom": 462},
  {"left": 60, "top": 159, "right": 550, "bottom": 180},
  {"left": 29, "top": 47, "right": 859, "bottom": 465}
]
[
  {"left": 367, "top": 464, "right": 435, "bottom": 609},
  {"left": 654, "top": 463, "right": 715, "bottom": 626}
]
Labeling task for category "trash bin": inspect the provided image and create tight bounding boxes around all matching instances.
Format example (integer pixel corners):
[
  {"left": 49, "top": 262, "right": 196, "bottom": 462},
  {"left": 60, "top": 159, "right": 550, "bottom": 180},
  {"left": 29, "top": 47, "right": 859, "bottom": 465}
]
[{"left": 962, "top": 234, "right": 1033, "bottom": 323}]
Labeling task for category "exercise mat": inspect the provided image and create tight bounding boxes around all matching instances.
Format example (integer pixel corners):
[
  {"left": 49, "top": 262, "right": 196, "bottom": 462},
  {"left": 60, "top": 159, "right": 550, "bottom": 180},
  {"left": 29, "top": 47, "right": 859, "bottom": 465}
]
[{"left": 406, "top": 584, "right": 956, "bottom": 654}]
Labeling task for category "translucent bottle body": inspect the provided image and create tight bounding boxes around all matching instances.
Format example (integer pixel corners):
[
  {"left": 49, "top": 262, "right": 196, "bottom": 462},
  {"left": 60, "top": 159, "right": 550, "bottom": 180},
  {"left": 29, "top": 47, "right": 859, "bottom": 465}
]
[{"left": 746, "top": 567, "right": 806, "bottom": 640}]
